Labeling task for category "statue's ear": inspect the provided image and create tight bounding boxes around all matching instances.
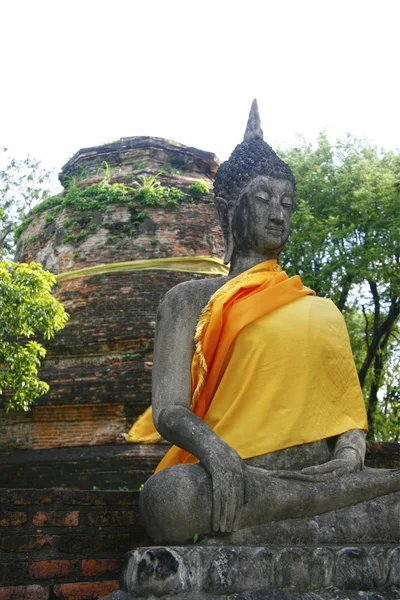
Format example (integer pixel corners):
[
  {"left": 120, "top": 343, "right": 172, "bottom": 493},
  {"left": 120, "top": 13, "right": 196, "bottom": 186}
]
[{"left": 215, "top": 196, "right": 234, "bottom": 265}]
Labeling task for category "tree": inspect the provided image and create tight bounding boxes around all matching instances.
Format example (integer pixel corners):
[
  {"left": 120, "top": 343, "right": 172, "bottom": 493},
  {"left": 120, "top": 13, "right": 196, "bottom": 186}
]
[
  {"left": 0, "top": 149, "right": 52, "bottom": 257},
  {"left": 279, "top": 134, "right": 400, "bottom": 441},
  {"left": 0, "top": 260, "right": 68, "bottom": 411}
]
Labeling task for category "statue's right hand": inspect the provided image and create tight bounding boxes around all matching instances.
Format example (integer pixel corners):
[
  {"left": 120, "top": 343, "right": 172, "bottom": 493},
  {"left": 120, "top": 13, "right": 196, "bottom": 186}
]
[{"left": 202, "top": 442, "right": 246, "bottom": 534}]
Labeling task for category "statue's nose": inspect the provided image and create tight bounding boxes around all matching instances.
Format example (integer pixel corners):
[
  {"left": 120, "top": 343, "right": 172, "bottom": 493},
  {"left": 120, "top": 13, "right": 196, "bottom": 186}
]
[{"left": 269, "top": 201, "right": 284, "bottom": 223}]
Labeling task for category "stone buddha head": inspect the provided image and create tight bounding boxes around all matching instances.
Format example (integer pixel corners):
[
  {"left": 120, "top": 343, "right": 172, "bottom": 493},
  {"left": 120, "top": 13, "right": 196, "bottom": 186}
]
[{"left": 214, "top": 100, "right": 296, "bottom": 266}]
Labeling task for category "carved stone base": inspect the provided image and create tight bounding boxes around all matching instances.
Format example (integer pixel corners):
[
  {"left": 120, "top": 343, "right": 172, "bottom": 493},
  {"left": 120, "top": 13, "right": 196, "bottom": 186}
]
[{"left": 102, "top": 543, "right": 400, "bottom": 599}]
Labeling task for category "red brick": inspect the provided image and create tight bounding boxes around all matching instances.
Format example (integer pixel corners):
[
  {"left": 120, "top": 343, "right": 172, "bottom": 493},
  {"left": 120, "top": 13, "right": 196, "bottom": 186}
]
[
  {"left": 1, "top": 535, "right": 54, "bottom": 553},
  {"left": 32, "top": 511, "right": 79, "bottom": 526},
  {"left": 0, "top": 585, "right": 49, "bottom": 600},
  {"left": 28, "top": 559, "right": 76, "bottom": 579},
  {"left": 52, "top": 581, "right": 119, "bottom": 599},
  {"left": 85, "top": 510, "right": 136, "bottom": 527},
  {"left": 81, "top": 558, "right": 122, "bottom": 576},
  {"left": 9, "top": 490, "right": 59, "bottom": 505},
  {"left": 0, "top": 512, "right": 27, "bottom": 527}
]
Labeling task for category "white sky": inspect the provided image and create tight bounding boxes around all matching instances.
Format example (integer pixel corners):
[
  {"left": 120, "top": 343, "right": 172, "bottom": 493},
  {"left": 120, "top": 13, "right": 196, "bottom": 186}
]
[{"left": 1, "top": 0, "right": 399, "bottom": 192}]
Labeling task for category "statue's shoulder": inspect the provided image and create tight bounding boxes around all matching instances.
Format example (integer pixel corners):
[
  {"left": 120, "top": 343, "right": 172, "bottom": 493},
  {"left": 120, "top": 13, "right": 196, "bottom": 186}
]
[{"left": 158, "top": 276, "right": 228, "bottom": 318}]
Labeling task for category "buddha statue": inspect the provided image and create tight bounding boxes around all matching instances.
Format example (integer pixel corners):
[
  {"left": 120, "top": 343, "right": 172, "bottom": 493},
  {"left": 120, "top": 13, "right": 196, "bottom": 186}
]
[{"left": 133, "top": 100, "right": 399, "bottom": 545}]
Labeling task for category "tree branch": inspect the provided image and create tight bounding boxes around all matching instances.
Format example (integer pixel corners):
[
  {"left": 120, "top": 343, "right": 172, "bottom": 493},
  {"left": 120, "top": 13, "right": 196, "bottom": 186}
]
[
  {"left": 0, "top": 223, "right": 13, "bottom": 251},
  {"left": 358, "top": 295, "right": 400, "bottom": 388}
]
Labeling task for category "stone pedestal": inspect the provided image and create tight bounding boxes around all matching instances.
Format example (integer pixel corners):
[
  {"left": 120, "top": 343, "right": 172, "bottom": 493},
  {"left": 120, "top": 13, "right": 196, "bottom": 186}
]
[
  {"left": 100, "top": 492, "right": 400, "bottom": 599},
  {"left": 103, "top": 543, "right": 400, "bottom": 599}
]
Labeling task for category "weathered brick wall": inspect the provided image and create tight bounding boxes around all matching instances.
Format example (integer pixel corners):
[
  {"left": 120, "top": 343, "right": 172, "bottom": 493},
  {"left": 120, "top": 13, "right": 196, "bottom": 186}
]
[
  {"left": 0, "top": 269, "right": 220, "bottom": 449},
  {"left": 4, "top": 138, "right": 225, "bottom": 451},
  {"left": 4, "top": 178, "right": 225, "bottom": 451},
  {"left": 0, "top": 444, "right": 167, "bottom": 490},
  {"left": 0, "top": 488, "right": 150, "bottom": 599}
]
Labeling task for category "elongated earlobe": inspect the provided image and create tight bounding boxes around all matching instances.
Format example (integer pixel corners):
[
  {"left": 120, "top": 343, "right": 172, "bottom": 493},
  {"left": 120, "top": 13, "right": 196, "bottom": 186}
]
[{"left": 215, "top": 196, "right": 234, "bottom": 265}]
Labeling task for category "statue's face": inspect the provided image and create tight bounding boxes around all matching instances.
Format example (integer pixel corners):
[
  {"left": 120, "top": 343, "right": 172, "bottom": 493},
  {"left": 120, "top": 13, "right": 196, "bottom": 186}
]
[{"left": 231, "top": 175, "right": 294, "bottom": 256}]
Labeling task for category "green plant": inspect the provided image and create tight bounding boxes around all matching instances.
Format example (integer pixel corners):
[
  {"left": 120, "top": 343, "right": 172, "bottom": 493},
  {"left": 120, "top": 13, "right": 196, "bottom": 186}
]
[
  {"left": 14, "top": 217, "right": 33, "bottom": 241},
  {"left": 76, "top": 230, "right": 87, "bottom": 242},
  {"left": 62, "top": 217, "right": 74, "bottom": 228},
  {"left": 193, "top": 533, "right": 199, "bottom": 543},
  {"left": 44, "top": 211, "right": 55, "bottom": 224},
  {"left": 99, "top": 161, "right": 121, "bottom": 183},
  {"left": 64, "top": 165, "right": 91, "bottom": 189},
  {"left": 13, "top": 176, "right": 185, "bottom": 244},
  {"left": 136, "top": 175, "right": 161, "bottom": 189},
  {"left": 160, "top": 163, "right": 184, "bottom": 176},
  {"left": 164, "top": 186, "right": 186, "bottom": 204},
  {"left": 151, "top": 237, "right": 158, "bottom": 246},
  {"left": 73, "top": 252, "right": 81, "bottom": 260},
  {"left": 63, "top": 231, "right": 74, "bottom": 243},
  {"left": 0, "top": 260, "right": 68, "bottom": 411},
  {"left": 31, "top": 195, "right": 64, "bottom": 217},
  {"left": 189, "top": 179, "right": 210, "bottom": 195},
  {"left": 131, "top": 162, "right": 147, "bottom": 170},
  {"left": 29, "top": 234, "right": 38, "bottom": 244},
  {"left": 63, "top": 180, "right": 133, "bottom": 211}
]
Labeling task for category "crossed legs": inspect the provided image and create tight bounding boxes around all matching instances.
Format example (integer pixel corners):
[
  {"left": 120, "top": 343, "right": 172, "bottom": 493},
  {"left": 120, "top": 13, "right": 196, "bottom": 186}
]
[{"left": 139, "top": 463, "right": 400, "bottom": 544}]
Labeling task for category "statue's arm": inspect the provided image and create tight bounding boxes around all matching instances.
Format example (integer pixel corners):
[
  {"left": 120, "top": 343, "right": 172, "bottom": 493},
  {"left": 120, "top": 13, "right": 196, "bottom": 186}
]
[
  {"left": 332, "top": 428, "right": 366, "bottom": 467},
  {"left": 152, "top": 284, "right": 246, "bottom": 533}
]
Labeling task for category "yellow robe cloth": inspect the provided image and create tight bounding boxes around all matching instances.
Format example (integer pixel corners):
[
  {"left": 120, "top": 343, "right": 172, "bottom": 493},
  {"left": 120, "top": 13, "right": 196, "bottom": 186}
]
[
  {"left": 188, "top": 295, "right": 368, "bottom": 462},
  {"left": 126, "top": 259, "right": 368, "bottom": 471}
]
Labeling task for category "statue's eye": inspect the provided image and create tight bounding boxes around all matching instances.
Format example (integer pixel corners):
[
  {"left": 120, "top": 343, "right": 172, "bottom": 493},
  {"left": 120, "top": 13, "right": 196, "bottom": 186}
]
[
  {"left": 281, "top": 195, "right": 293, "bottom": 208},
  {"left": 256, "top": 192, "right": 270, "bottom": 203}
]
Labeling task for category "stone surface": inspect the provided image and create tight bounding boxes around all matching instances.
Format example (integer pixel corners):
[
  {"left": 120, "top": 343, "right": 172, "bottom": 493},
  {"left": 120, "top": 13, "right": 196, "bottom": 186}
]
[
  {"left": 119, "top": 545, "right": 400, "bottom": 599},
  {"left": 58, "top": 136, "right": 220, "bottom": 190},
  {"left": 202, "top": 492, "right": 400, "bottom": 546}
]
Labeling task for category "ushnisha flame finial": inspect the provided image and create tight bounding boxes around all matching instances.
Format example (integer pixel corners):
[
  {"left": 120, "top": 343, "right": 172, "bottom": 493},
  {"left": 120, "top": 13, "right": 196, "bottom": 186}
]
[
  {"left": 243, "top": 99, "right": 264, "bottom": 142},
  {"left": 214, "top": 100, "right": 295, "bottom": 205}
]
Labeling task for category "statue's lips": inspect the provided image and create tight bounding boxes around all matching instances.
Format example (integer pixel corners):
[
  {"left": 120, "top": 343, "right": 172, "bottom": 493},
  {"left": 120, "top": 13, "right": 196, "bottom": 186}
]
[{"left": 265, "top": 227, "right": 284, "bottom": 233}]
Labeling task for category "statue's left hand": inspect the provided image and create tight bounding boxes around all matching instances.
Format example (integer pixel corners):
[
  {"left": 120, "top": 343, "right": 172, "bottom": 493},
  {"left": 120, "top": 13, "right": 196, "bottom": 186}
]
[{"left": 272, "top": 448, "right": 362, "bottom": 482}]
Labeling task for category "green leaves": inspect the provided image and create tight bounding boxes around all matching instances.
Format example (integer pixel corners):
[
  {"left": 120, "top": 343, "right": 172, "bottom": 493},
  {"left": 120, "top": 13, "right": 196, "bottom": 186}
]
[
  {"left": 0, "top": 260, "right": 68, "bottom": 411},
  {"left": 189, "top": 179, "right": 210, "bottom": 195}
]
